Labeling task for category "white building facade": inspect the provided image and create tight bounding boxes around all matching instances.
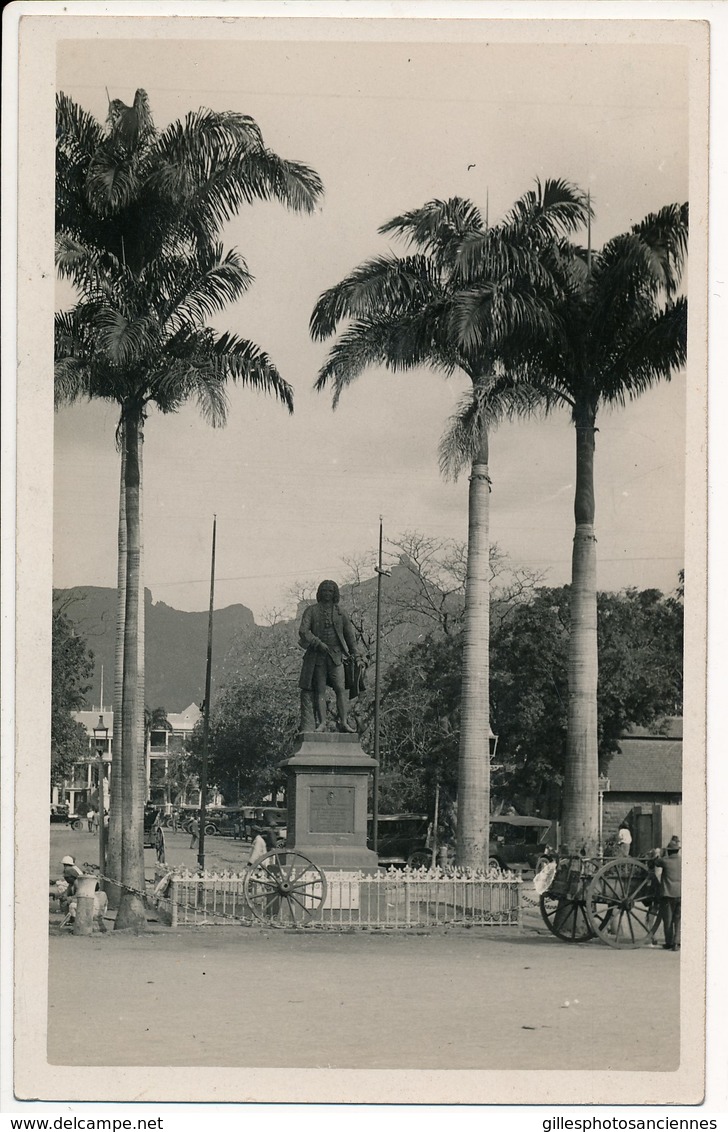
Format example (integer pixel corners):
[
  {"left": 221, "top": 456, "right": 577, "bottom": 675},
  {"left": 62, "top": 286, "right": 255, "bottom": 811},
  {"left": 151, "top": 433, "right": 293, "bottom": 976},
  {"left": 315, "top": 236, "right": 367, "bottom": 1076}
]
[{"left": 52, "top": 703, "right": 203, "bottom": 814}]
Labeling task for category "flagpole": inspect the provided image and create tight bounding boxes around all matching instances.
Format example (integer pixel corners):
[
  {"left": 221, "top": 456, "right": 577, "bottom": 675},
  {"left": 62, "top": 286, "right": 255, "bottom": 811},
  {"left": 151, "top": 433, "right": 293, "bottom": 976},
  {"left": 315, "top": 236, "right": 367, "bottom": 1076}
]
[
  {"left": 197, "top": 515, "right": 217, "bottom": 872},
  {"left": 372, "top": 516, "right": 389, "bottom": 855}
]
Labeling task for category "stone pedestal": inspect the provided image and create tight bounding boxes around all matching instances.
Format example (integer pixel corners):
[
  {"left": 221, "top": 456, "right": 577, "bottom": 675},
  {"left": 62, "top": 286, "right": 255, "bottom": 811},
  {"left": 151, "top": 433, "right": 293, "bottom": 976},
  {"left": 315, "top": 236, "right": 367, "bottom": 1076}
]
[
  {"left": 72, "top": 874, "right": 98, "bottom": 936},
  {"left": 280, "top": 732, "right": 379, "bottom": 872}
]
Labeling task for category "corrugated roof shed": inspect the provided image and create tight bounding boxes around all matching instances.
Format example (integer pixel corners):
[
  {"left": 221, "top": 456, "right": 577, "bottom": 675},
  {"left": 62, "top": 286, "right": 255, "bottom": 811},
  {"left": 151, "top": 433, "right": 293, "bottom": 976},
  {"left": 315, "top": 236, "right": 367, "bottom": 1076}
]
[
  {"left": 621, "top": 716, "right": 682, "bottom": 740},
  {"left": 607, "top": 737, "right": 682, "bottom": 793}
]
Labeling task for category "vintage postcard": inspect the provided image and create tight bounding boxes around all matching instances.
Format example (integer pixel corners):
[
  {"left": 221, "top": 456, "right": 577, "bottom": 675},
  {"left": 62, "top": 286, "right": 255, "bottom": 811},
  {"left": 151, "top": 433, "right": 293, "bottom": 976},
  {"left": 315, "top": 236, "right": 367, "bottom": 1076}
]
[{"left": 4, "top": 1, "right": 719, "bottom": 1115}]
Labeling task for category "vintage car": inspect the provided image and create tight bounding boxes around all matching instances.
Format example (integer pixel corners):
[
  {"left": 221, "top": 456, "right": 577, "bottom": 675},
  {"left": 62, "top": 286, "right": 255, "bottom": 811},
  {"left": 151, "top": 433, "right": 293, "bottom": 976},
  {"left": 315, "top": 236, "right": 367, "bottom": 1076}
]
[
  {"left": 367, "top": 813, "right": 432, "bottom": 868},
  {"left": 366, "top": 811, "right": 554, "bottom": 872},
  {"left": 486, "top": 815, "right": 554, "bottom": 872},
  {"left": 50, "top": 805, "right": 86, "bottom": 830},
  {"left": 174, "top": 805, "right": 220, "bottom": 836},
  {"left": 249, "top": 806, "right": 288, "bottom": 845}
]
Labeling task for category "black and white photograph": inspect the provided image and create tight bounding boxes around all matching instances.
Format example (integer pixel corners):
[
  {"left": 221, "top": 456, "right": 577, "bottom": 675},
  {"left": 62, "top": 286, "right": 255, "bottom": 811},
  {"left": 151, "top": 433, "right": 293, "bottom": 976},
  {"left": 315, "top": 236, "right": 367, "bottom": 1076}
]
[{"left": 3, "top": 1, "right": 722, "bottom": 1116}]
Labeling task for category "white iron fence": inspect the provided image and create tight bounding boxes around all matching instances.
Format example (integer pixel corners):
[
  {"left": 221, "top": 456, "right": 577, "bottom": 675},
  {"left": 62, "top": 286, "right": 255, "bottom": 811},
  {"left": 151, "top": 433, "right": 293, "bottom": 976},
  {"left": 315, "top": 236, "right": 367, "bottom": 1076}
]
[{"left": 153, "top": 865, "right": 522, "bottom": 929}]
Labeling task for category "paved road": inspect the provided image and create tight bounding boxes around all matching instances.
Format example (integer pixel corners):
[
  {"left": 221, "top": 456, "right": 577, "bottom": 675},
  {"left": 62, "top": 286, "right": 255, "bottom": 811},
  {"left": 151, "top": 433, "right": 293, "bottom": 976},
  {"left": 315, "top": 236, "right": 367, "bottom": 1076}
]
[{"left": 48, "top": 830, "right": 679, "bottom": 1073}]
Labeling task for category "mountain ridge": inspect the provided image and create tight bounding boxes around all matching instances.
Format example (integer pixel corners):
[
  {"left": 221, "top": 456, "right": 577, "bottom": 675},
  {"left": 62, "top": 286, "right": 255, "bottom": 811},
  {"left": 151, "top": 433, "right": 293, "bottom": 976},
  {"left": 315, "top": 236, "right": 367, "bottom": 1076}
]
[{"left": 56, "top": 559, "right": 453, "bottom": 713}]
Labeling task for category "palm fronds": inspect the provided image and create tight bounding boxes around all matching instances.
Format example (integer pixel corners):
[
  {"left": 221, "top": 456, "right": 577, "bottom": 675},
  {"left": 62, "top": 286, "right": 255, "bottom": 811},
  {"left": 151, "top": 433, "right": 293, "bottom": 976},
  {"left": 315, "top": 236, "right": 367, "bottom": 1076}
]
[
  {"left": 438, "top": 371, "right": 570, "bottom": 481},
  {"left": 380, "top": 197, "right": 484, "bottom": 268},
  {"left": 310, "top": 254, "right": 441, "bottom": 341},
  {"left": 501, "top": 178, "right": 591, "bottom": 244}
]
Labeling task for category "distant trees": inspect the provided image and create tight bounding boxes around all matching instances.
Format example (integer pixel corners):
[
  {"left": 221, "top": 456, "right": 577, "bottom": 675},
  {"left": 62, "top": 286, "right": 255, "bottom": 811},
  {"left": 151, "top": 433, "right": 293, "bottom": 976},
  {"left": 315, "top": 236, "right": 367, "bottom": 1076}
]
[
  {"left": 51, "top": 602, "right": 94, "bottom": 784},
  {"left": 375, "top": 580, "right": 684, "bottom": 819},
  {"left": 187, "top": 678, "right": 299, "bottom": 805}
]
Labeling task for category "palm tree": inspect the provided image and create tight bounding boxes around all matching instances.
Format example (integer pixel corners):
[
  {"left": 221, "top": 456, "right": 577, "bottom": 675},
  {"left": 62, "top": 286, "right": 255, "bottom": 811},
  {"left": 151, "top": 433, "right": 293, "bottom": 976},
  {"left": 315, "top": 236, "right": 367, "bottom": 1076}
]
[
  {"left": 310, "top": 181, "right": 590, "bottom": 867},
  {"left": 553, "top": 206, "right": 688, "bottom": 853},
  {"left": 461, "top": 203, "right": 688, "bottom": 852},
  {"left": 56, "top": 89, "right": 323, "bottom": 929}
]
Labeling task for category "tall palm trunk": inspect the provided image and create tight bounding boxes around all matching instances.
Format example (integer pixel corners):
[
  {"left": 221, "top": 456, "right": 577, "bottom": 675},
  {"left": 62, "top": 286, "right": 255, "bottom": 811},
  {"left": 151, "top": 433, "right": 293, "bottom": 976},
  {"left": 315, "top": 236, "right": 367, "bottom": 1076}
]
[
  {"left": 106, "top": 442, "right": 127, "bottom": 908},
  {"left": 136, "top": 434, "right": 146, "bottom": 808},
  {"left": 562, "top": 409, "right": 599, "bottom": 854},
  {"left": 107, "top": 434, "right": 146, "bottom": 909},
  {"left": 456, "top": 424, "right": 491, "bottom": 868},
  {"left": 115, "top": 406, "right": 147, "bottom": 930}
]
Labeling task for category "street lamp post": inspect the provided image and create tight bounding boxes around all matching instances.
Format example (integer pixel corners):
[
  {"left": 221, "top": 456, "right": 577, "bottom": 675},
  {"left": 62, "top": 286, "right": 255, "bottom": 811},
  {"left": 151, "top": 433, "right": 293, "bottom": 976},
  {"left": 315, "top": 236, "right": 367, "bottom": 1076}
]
[
  {"left": 597, "top": 773, "right": 610, "bottom": 856},
  {"left": 93, "top": 715, "right": 108, "bottom": 885}
]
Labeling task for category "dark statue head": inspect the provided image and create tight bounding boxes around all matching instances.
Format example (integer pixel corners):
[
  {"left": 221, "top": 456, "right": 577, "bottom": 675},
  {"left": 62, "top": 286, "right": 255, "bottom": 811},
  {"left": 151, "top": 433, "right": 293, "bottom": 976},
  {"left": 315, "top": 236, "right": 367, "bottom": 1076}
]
[{"left": 316, "top": 579, "right": 340, "bottom": 604}]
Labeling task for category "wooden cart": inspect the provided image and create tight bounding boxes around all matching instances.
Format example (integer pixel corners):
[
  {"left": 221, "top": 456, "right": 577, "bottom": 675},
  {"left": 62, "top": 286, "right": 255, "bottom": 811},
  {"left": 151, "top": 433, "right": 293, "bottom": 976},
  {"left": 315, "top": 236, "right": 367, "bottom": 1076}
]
[{"left": 539, "top": 853, "right": 661, "bottom": 948}]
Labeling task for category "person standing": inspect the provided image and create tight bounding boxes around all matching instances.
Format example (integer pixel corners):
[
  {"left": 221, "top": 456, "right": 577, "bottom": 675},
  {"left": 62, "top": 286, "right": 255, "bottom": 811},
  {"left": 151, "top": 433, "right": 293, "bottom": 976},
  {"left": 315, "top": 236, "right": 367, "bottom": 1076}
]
[
  {"left": 188, "top": 814, "right": 200, "bottom": 850},
  {"left": 247, "top": 830, "right": 268, "bottom": 867},
  {"left": 87, "top": 807, "right": 95, "bottom": 833},
  {"left": 617, "top": 821, "right": 632, "bottom": 857},
  {"left": 653, "top": 836, "right": 682, "bottom": 951}
]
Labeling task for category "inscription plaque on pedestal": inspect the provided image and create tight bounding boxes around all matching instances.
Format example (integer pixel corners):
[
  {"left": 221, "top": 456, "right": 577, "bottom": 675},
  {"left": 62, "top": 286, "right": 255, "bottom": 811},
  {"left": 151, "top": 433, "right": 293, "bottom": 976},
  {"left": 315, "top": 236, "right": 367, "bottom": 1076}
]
[
  {"left": 309, "top": 786, "right": 355, "bottom": 834},
  {"left": 281, "top": 732, "right": 380, "bottom": 871}
]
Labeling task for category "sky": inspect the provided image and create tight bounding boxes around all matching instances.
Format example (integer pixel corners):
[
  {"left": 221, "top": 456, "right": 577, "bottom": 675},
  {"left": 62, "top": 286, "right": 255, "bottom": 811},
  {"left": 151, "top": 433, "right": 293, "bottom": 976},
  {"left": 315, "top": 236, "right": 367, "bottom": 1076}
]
[{"left": 53, "top": 26, "right": 691, "bottom": 621}]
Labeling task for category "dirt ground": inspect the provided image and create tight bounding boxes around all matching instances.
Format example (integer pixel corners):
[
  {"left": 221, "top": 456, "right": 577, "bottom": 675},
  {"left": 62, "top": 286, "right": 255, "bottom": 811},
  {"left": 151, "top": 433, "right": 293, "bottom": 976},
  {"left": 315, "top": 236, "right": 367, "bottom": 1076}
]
[{"left": 47, "top": 826, "right": 680, "bottom": 1072}]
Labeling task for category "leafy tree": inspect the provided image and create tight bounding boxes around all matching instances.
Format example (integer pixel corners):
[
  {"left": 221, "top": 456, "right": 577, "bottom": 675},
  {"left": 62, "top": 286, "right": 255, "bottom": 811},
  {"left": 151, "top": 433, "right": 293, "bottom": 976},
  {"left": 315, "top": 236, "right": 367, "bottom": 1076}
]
[
  {"left": 55, "top": 90, "right": 322, "bottom": 927},
  {"left": 377, "top": 631, "right": 461, "bottom": 816},
  {"left": 378, "top": 582, "right": 683, "bottom": 822},
  {"left": 310, "top": 182, "right": 590, "bottom": 866},
  {"left": 489, "top": 583, "right": 683, "bottom": 806},
  {"left": 51, "top": 604, "right": 94, "bottom": 784},
  {"left": 188, "top": 678, "right": 299, "bottom": 805},
  {"left": 595, "top": 586, "right": 684, "bottom": 756}
]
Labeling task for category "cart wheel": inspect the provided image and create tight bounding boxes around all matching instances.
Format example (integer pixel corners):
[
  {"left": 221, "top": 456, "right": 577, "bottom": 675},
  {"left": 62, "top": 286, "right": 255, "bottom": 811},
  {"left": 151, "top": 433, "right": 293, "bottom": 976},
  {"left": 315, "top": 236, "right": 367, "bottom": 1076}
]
[
  {"left": 539, "top": 891, "right": 596, "bottom": 942},
  {"left": 407, "top": 849, "right": 432, "bottom": 869},
  {"left": 243, "top": 849, "right": 327, "bottom": 927},
  {"left": 204, "top": 823, "right": 217, "bottom": 836},
  {"left": 585, "top": 857, "right": 660, "bottom": 949},
  {"left": 71, "top": 819, "right": 83, "bottom": 831},
  {"left": 155, "top": 827, "right": 166, "bottom": 863}
]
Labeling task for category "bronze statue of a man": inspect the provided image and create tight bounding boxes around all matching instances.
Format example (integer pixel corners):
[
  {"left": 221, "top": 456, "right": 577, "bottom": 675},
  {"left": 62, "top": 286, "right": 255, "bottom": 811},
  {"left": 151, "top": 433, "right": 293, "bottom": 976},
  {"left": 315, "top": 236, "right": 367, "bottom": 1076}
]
[{"left": 298, "top": 579, "right": 364, "bottom": 733}]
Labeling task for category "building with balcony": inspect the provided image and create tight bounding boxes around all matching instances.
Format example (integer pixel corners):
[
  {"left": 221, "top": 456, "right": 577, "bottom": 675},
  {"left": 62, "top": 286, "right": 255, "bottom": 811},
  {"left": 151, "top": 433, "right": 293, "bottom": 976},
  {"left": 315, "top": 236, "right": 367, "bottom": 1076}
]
[{"left": 52, "top": 703, "right": 203, "bottom": 814}]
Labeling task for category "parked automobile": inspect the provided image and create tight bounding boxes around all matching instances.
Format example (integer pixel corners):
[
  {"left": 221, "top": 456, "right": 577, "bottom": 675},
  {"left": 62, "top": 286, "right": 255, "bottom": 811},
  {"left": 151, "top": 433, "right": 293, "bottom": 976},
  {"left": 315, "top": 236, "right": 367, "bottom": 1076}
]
[
  {"left": 366, "top": 811, "right": 553, "bottom": 871},
  {"left": 487, "top": 815, "right": 553, "bottom": 872},
  {"left": 249, "top": 806, "right": 287, "bottom": 846},
  {"left": 367, "top": 813, "right": 431, "bottom": 868},
  {"left": 174, "top": 805, "right": 219, "bottom": 836},
  {"left": 198, "top": 807, "right": 244, "bottom": 837},
  {"left": 50, "top": 804, "right": 82, "bottom": 829}
]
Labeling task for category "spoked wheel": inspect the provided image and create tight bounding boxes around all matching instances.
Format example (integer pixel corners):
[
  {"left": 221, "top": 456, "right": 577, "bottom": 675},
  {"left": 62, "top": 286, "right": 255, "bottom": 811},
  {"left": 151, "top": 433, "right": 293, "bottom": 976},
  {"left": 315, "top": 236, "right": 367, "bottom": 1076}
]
[
  {"left": 586, "top": 857, "right": 660, "bottom": 949},
  {"left": 243, "top": 849, "right": 327, "bottom": 928},
  {"left": 539, "top": 891, "right": 596, "bottom": 942}
]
